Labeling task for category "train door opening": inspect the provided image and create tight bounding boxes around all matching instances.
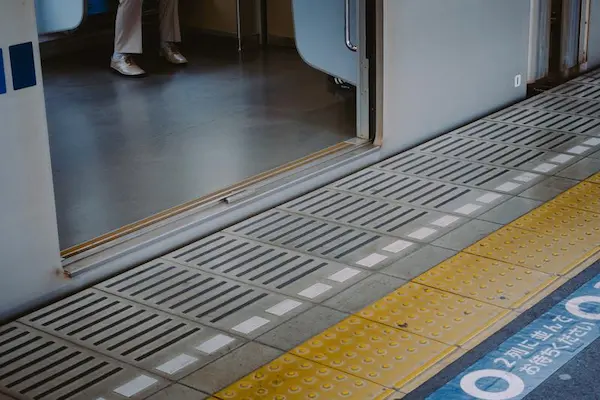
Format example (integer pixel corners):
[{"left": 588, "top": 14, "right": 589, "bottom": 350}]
[
  {"left": 36, "top": 0, "right": 372, "bottom": 256},
  {"left": 528, "top": 0, "right": 591, "bottom": 92}
]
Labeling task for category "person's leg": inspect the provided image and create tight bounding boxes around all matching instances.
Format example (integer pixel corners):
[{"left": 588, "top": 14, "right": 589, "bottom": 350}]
[
  {"left": 112, "top": 0, "right": 146, "bottom": 76},
  {"left": 158, "top": 0, "right": 187, "bottom": 65}
]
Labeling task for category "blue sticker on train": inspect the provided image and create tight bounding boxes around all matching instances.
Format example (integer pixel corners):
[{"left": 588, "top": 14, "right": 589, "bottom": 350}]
[
  {"left": 0, "top": 49, "right": 6, "bottom": 95},
  {"left": 9, "top": 42, "right": 36, "bottom": 91},
  {"left": 428, "top": 272, "right": 600, "bottom": 400}
]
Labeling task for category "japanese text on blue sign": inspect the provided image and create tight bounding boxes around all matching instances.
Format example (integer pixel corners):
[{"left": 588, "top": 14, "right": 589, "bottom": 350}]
[{"left": 428, "top": 273, "right": 600, "bottom": 400}]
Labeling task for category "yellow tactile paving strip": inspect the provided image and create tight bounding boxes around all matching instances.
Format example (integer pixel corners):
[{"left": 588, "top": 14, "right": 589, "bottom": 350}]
[
  {"left": 512, "top": 202, "right": 600, "bottom": 245},
  {"left": 358, "top": 282, "right": 507, "bottom": 346},
  {"left": 216, "top": 354, "right": 394, "bottom": 400},
  {"left": 291, "top": 316, "right": 454, "bottom": 389},
  {"left": 552, "top": 181, "right": 600, "bottom": 214},
  {"left": 464, "top": 225, "right": 595, "bottom": 275},
  {"left": 587, "top": 171, "right": 600, "bottom": 184},
  {"left": 215, "top": 179, "right": 600, "bottom": 400},
  {"left": 413, "top": 253, "right": 557, "bottom": 309}
]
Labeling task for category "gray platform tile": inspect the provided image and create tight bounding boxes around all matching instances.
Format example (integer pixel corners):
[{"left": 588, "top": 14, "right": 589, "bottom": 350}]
[
  {"left": 549, "top": 80, "right": 600, "bottom": 99},
  {"left": 0, "top": 323, "right": 168, "bottom": 400},
  {"left": 450, "top": 119, "right": 600, "bottom": 156},
  {"left": 477, "top": 196, "right": 543, "bottom": 225},
  {"left": 323, "top": 273, "right": 406, "bottom": 314},
  {"left": 486, "top": 106, "right": 600, "bottom": 136},
  {"left": 255, "top": 305, "right": 348, "bottom": 351},
  {"left": 381, "top": 245, "right": 457, "bottom": 281},
  {"left": 375, "top": 152, "right": 545, "bottom": 194},
  {"left": 432, "top": 220, "right": 503, "bottom": 251},
  {"left": 518, "top": 176, "right": 579, "bottom": 201},
  {"left": 180, "top": 342, "right": 282, "bottom": 394},
  {"left": 20, "top": 289, "right": 244, "bottom": 380},
  {"left": 146, "top": 384, "right": 209, "bottom": 400},
  {"left": 555, "top": 157, "right": 600, "bottom": 180},
  {"left": 331, "top": 168, "right": 508, "bottom": 217},
  {"left": 415, "top": 135, "right": 579, "bottom": 173},
  {"left": 588, "top": 148, "right": 600, "bottom": 159},
  {"left": 165, "top": 233, "right": 370, "bottom": 302},
  {"left": 96, "top": 261, "right": 311, "bottom": 339},
  {"left": 519, "top": 92, "right": 600, "bottom": 119},
  {"left": 280, "top": 189, "right": 469, "bottom": 243},
  {"left": 224, "top": 209, "right": 421, "bottom": 271}
]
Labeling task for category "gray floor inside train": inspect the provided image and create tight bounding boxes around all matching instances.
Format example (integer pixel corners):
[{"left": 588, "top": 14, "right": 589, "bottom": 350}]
[{"left": 43, "top": 38, "right": 355, "bottom": 248}]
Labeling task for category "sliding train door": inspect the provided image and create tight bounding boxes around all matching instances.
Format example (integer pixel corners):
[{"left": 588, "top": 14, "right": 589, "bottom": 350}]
[
  {"left": 35, "top": 0, "right": 86, "bottom": 34},
  {"left": 292, "top": 0, "right": 359, "bottom": 85}
]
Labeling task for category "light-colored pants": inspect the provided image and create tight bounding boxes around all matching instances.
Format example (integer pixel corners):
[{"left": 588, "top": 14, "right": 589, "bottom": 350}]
[{"left": 114, "top": 0, "right": 181, "bottom": 54}]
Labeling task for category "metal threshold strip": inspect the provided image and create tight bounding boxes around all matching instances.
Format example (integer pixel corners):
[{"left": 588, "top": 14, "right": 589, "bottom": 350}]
[{"left": 62, "top": 139, "right": 378, "bottom": 278}]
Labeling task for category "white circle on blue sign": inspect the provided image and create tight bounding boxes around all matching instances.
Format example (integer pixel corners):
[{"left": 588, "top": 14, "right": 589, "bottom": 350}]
[
  {"left": 460, "top": 369, "right": 525, "bottom": 400},
  {"left": 566, "top": 295, "right": 600, "bottom": 320}
]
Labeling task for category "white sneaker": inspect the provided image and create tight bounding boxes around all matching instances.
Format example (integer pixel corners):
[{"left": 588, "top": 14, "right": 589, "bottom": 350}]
[
  {"left": 110, "top": 53, "right": 146, "bottom": 77},
  {"left": 160, "top": 43, "right": 188, "bottom": 65}
]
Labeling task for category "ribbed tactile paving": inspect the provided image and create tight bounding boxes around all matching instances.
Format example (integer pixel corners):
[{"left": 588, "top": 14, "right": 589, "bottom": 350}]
[
  {"left": 511, "top": 202, "right": 600, "bottom": 247},
  {"left": 165, "top": 233, "right": 365, "bottom": 300},
  {"left": 215, "top": 354, "right": 393, "bottom": 400},
  {"left": 486, "top": 107, "right": 600, "bottom": 136},
  {"left": 224, "top": 209, "right": 418, "bottom": 269},
  {"left": 464, "top": 226, "right": 596, "bottom": 275},
  {"left": 519, "top": 94, "right": 600, "bottom": 118},
  {"left": 551, "top": 181, "right": 600, "bottom": 213},
  {"left": 416, "top": 135, "right": 578, "bottom": 172},
  {"left": 412, "top": 253, "right": 556, "bottom": 308},
  {"left": 375, "top": 152, "right": 544, "bottom": 193},
  {"left": 574, "top": 70, "right": 600, "bottom": 85},
  {"left": 331, "top": 169, "right": 505, "bottom": 216},
  {"left": 357, "top": 283, "right": 507, "bottom": 347},
  {"left": 551, "top": 81, "right": 600, "bottom": 99},
  {"left": 451, "top": 119, "right": 599, "bottom": 155},
  {"left": 290, "top": 316, "right": 453, "bottom": 389},
  {"left": 280, "top": 189, "right": 461, "bottom": 242},
  {"left": 0, "top": 323, "right": 167, "bottom": 400},
  {"left": 20, "top": 289, "right": 243, "bottom": 380},
  {"left": 96, "top": 261, "right": 310, "bottom": 339}
]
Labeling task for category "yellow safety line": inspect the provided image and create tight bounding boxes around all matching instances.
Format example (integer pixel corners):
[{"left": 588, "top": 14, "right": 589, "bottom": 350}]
[
  {"left": 214, "top": 179, "right": 600, "bottom": 400},
  {"left": 587, "top": 171, "right": 600, "bottom": 184}
]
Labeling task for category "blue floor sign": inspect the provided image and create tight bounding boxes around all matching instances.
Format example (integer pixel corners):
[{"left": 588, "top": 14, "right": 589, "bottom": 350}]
[{"left": 428, "top": 272, "right": 600, "bottom": 400}]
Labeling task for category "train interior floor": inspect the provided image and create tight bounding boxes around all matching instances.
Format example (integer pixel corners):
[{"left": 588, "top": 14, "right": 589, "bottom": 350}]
[
  {"left": 5, "top": 69, "right": 600, "bottom": 399},
  {"left": 42, "top": 36, "right": 356, "bottom": 249}
]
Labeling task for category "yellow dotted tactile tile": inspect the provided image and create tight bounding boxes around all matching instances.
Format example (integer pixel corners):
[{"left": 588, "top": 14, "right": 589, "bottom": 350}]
[
  {"left": 215, "top": 354, "right": 393, "bottom": 400},
  {"left": 587, "top": 172, "right": 600, "bottom": 184},
  {"left": 290, "top": 316, "right": 454, "bottom": 389},
  {"left": 511, "top": 202, "right": 600, "bottom": 247},
  {"left": 214, "top": 174, "right": 600, "bottom": 400},
  {"left": 413, "top": 253, "right": 556, "bottom": 309},
  {"left": 465, "top": 225, "right": 595, "bottom": 275},
  {"left": 357, "top": 282, "right": 507, "bottom": 346},
  {"left": 551, "top": 181, "right": 600, "bottom": 214}
]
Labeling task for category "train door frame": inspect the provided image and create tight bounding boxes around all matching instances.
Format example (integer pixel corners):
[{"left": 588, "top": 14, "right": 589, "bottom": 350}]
[{"left": 60, "top": 0, "right": 383, "bottom": 277}]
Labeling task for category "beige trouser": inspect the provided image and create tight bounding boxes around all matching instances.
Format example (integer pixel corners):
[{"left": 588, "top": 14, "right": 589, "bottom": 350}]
[{"left": 114, "top": 0, "right": 181, "bottom": 54}]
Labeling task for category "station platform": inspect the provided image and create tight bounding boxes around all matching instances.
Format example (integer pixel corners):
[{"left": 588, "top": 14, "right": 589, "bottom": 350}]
[{"left": 3, "top": 70, "right": 600, "bottom": 400}]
